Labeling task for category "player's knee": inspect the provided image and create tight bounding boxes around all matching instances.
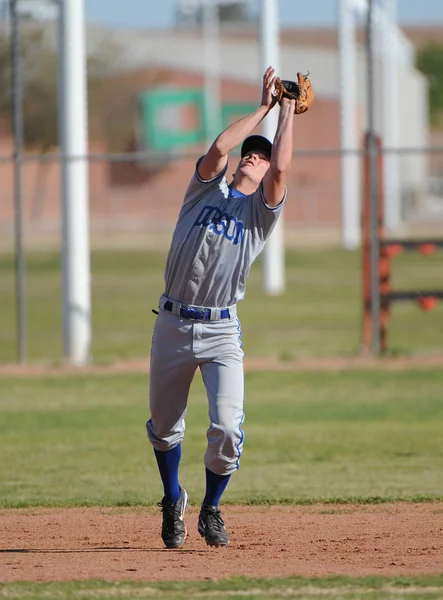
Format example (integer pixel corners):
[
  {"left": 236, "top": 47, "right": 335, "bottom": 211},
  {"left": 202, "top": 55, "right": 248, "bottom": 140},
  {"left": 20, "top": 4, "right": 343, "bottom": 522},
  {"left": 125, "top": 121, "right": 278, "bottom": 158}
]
[
  {"left": 146, "top": 419, "right": 184, "bottom": 451},
  {"left": 205, "top": 423, "right": 244, "bottom": 475}
]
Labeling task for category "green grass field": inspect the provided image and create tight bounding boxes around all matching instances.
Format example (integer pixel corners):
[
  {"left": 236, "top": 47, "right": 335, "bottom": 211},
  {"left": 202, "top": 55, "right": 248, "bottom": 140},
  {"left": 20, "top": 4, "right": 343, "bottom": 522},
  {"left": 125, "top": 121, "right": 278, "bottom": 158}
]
[
  {"left": 1, "top": 369, "right": 443, "bottom": 506},
  {"left": 0, "top": 248, "right": 442, "bottom": 363},
  {"left": 2, "top": 575, "right": 443, "bottom": 600}
]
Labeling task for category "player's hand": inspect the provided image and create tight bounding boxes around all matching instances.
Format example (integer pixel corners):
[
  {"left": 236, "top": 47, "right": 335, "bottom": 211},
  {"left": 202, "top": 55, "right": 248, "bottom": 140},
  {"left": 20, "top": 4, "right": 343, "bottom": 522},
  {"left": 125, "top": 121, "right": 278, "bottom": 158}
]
[{"left": 261, "top": 66, "right": 277, "bottom": 112}]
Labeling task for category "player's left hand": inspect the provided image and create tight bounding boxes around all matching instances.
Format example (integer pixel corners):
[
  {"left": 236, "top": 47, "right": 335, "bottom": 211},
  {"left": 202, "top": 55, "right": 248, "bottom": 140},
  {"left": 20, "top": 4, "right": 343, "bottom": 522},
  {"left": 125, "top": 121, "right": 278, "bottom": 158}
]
[
  {"left": 260, "top": 66, "right": 278, "bottom": 112},
  {"left": 274, "top": 72, "right": 315, "bottom": 114}
]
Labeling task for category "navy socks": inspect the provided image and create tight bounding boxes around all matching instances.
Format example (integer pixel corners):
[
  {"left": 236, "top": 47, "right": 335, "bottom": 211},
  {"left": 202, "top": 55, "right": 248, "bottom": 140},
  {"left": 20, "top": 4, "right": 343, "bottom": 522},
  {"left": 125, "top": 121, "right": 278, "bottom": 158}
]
[
  {"left": 154, "top": 445, "right": 181, "bottom": 504},
  {"left": 154, "top": 448, "right": 231, "bottom": 507},
  {"left": 202, "top": 467, "right": 231, "bottom": 507}
]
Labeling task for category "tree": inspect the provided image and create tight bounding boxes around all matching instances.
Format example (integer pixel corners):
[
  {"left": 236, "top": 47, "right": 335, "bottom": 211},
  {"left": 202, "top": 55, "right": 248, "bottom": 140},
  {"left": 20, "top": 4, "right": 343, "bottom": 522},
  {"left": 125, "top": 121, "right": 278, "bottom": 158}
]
[
  {"left": 416, "top": 41, "right": 443, "bottom": 127},
  {"left": 7, "top": 28, "right": 59, "bottom": 150},
  {"left": 0, "top": 22, "right": 118, "bottom": 150}
]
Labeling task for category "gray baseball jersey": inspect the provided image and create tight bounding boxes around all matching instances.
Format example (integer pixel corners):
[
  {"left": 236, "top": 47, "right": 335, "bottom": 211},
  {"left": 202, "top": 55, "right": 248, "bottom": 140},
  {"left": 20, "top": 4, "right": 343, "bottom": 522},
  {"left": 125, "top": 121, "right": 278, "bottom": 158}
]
[
  {"left": 147, "top": 158, "right": 286, "bottom": 478},
  {"left": 164, "top": 157, "right": 286, "bottom": 308}
]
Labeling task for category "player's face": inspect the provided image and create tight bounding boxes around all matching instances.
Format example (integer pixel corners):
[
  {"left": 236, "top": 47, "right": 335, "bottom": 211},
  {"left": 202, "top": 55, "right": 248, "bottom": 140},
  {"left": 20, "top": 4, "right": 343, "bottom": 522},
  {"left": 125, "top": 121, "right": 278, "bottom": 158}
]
[{"left": 239, "top": 150, "right": 270, "bottom": 181}]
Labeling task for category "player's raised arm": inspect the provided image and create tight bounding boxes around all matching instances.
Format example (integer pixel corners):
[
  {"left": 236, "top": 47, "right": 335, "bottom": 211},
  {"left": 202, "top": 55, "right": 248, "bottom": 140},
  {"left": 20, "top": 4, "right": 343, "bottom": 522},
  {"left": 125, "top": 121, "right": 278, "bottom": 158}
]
[
  {"left": 262, "top": 72, "right": 315, "bottom": 207},
  {"left": 197, "top": 66, "right": 277, "bottom": 181},
  {"left": 262, "top": 97, "right": 295, "bottom": 208}
]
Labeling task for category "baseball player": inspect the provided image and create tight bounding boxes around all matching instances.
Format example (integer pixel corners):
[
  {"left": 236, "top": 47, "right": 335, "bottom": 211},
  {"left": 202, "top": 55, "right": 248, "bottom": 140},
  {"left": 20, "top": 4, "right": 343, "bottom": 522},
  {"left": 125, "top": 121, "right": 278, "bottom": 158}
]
[{"left": 146, "top": 66, "right": 312, "bottom": 549}]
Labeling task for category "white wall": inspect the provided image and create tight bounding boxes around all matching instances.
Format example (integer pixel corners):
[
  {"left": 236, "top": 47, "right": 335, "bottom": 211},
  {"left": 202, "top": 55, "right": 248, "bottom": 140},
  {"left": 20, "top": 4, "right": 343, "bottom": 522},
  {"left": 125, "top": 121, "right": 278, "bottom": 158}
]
[{"left": 356, "top": 52, "right": 429, "bottom": 222}]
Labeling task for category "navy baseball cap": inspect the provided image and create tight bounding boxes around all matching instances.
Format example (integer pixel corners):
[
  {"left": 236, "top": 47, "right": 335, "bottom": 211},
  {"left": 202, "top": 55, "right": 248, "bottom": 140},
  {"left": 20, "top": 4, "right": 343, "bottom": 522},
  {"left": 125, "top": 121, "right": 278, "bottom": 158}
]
[{"left": 241, "top": 135, "right": 272, "bottom": 160}]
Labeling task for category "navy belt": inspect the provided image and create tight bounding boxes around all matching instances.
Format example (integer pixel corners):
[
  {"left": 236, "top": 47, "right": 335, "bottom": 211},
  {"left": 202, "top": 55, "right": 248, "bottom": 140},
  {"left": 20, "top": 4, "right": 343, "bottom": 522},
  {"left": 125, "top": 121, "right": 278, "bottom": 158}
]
[{"left": 164, "top": 301, "right": 230, "bottom": 321}]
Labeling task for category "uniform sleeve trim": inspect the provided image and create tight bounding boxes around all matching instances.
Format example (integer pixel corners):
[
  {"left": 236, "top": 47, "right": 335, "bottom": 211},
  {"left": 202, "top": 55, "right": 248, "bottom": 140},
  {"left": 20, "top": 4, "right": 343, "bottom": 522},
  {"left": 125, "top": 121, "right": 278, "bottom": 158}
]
[
  {"left": 259, "top": 182, "right": 287, "bottom": 211},
  {"left": 195, "top": 156, "right": 228, "bottom": 183}
]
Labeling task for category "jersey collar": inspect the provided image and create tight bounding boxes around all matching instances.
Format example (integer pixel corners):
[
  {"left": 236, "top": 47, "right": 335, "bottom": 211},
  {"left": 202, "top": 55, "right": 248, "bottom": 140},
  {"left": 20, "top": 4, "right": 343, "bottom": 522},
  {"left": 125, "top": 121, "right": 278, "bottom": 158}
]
[{"left": 228, "top": 186, "right": 247, "bottom": 199}]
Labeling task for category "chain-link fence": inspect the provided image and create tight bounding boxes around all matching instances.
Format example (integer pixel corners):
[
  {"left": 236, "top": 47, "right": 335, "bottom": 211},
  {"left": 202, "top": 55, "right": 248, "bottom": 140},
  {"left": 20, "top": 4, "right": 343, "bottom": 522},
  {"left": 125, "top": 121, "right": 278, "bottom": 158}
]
[
  {"left": 1, "top": 1, "right": 442, "bottom": 250},
  {"left": 1, "top": 147, "right": 443, "bottom": 251}
]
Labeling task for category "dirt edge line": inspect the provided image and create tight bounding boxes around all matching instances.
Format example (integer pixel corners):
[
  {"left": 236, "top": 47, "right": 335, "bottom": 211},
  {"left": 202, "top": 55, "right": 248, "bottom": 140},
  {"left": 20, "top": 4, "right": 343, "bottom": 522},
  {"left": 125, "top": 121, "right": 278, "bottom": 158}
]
[{"left": 1, "top": 355, "right": 443, "bottom": 378}]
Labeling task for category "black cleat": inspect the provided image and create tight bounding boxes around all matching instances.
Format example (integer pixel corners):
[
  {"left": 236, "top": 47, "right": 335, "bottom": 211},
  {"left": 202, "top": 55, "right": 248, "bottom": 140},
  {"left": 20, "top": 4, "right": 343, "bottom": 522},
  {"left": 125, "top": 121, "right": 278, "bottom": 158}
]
[
  {"left": 158, "top": 488, "right": 188, "bottom": 548},
  {"left": 198, "top": 504, "right": 230, "bottom": 547}
]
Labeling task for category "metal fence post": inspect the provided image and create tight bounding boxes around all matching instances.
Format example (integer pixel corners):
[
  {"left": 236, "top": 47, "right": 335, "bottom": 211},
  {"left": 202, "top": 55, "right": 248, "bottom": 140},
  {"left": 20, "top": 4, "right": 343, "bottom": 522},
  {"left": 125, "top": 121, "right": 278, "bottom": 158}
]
[
  {"left": 366, "top": 0, "right": 381, "bottom": 356},
  {"left": 10, "top": 0, "right": 26, "bottom": 363},
  {"left": 58, "top": 0, "right": 91, "bottom": 365}
]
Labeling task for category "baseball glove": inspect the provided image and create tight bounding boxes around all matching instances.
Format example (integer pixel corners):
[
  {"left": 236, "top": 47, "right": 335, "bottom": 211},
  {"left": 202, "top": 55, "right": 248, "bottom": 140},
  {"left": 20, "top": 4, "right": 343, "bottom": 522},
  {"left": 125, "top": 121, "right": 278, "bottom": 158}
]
[{"left": 273, "top": 72, "right": 314, "bottom": 114}]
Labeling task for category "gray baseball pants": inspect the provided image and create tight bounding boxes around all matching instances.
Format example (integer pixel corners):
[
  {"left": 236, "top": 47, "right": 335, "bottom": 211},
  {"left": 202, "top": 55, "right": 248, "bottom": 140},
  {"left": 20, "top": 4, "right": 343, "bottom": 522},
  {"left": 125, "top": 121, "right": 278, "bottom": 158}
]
[{"left": 146, "top": 302, "right": 245, "bottom": 476}]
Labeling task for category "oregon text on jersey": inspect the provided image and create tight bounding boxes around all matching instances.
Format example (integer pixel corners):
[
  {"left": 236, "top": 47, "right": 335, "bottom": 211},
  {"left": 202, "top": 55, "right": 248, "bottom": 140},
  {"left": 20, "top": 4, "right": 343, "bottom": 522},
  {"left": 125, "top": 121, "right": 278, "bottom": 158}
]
[{"left": 193, "top": 204, "right": 245, "bottom": 246}]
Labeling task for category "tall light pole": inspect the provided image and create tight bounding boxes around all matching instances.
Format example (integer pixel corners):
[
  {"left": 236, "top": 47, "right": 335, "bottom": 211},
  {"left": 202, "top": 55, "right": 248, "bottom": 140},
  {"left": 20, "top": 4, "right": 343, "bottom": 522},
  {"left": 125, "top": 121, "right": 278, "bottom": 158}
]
[
  {"left": 339, "top": 0, "right": 408, "bottom": 248},
  {"left": 260, "top": 0, "right": 284, "bottom": 295},
  {"left": 382, "top": 0, "right": 400, "bottom": 231},
  {"left": 338, "top": 0, "right": 360, "bottom": 250},
  {"left": 203, "top": 0, "right": 222, "bottom": 146},
  {"left": 58, "top": 0, "right": 91, "bottom": 365},
  {"left": 201, "top": 0, "right": 248, "bottom": 145},
  {"left": 366, "top": 0, "right": 381, "bottom": 356},
  {"left": 10, "top": 0, "right": 26, "bottom": 363}
]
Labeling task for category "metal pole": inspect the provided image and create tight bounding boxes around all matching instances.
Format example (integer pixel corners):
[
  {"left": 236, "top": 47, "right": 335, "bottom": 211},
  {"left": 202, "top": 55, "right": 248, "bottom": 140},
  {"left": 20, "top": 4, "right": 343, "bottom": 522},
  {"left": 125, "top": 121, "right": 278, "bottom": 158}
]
[
  {"left": 382, "top": 0, "right": 400, "bottom": 231},
  {"left": 260, "top": 0, "right": 284, "bottom": 295},
  {"left": 58, "top": 0, "right": 91, "bottom": 365},
  {"left": 203, "top": 0, "right": 222, "bottom": 146},
  {"left": 338, "top": 0, "right": 360, "bottom": 250},
  {"left": 366, "top": 0, "right": 381, "bottom": 355},
  {"left": 10, "top": 0, "right": 26, "bottom": 363}
]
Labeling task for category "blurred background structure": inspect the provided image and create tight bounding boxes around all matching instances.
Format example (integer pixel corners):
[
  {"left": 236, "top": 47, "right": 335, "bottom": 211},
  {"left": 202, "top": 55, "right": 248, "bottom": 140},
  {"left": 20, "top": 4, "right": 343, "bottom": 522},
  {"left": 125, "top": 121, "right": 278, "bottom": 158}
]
[
  {"left": 1, "top": 0, "right": 443, "bottom": 365},
  {"left": 1, "top": 0, "right": 441, "bottom": 245}
]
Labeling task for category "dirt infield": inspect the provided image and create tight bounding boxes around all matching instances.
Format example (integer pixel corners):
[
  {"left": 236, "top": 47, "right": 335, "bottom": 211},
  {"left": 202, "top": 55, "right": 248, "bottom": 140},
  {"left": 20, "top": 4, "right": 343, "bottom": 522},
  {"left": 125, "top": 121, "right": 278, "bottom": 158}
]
[
  {"left": 1, "top": 503, "right": 442, "bottom": 582},
  {"left": 2, "top": 354, "right": 443, "bottom": 378}
]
